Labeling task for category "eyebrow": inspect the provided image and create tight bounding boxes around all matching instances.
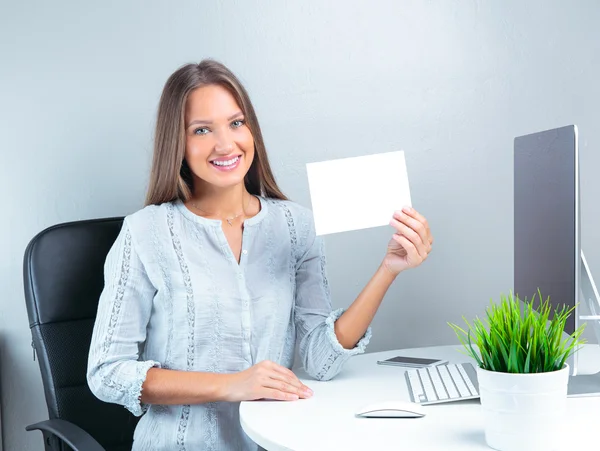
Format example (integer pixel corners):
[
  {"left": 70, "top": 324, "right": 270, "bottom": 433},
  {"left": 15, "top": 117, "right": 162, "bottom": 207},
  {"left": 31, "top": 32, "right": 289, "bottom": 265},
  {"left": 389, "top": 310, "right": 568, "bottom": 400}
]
[{"left": 187, "top": 111, "right": 244, "bottom": 128}]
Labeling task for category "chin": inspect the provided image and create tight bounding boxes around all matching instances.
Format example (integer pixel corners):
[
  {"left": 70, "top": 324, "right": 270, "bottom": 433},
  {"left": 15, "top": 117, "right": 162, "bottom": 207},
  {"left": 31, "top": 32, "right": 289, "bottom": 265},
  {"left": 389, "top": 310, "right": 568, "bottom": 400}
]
[
  {"left": 202, "top": 168, "right": 249, "bottom": 190},
  {"left": 210, "top": 178, "right": 246, "bottom": 189}
]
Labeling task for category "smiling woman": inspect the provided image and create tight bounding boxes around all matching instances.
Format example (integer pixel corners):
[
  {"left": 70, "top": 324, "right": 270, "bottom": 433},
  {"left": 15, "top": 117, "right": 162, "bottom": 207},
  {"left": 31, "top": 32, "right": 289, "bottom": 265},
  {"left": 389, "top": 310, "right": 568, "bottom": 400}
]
[
  {"left": 184, "top": 85, "right": 255, "bottom": 194},
  {"left": 145, "top": 60, "right": 286, "bottom": 208},
  {"left": 85, "top": 59, "right": 433, "bottom": 451}
]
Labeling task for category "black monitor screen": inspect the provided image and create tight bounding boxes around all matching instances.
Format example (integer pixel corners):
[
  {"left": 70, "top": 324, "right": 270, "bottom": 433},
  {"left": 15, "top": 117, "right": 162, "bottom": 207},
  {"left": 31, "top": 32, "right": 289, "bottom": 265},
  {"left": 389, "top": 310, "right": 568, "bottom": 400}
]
[{"left": 514, "top": 125, "right": 577, "bottom": 334}]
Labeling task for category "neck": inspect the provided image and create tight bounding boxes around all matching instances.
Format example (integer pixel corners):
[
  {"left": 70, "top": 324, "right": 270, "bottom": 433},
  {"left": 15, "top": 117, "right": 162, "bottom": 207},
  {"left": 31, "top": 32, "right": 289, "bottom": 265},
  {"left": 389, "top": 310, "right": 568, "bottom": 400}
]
[{"left": 191, "top": 182, "right": 249, "bottom": 218}]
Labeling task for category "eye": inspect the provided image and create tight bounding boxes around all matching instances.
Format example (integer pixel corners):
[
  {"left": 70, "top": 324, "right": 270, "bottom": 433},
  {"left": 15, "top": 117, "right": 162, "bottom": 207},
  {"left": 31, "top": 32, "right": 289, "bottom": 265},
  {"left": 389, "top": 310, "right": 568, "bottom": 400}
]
[
  {"left": 194, "top": 127, "right": 210, "bottom": 135},
  {"left": 231, "top": 119, "right": 245, "bottom": 128}
]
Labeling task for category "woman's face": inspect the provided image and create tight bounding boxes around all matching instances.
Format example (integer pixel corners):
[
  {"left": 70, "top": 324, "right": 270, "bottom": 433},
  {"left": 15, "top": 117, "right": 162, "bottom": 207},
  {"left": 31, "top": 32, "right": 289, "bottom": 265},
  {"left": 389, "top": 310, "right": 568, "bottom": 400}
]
[{"left": 184, "top": 84, "right": 254, "bottom": 191}]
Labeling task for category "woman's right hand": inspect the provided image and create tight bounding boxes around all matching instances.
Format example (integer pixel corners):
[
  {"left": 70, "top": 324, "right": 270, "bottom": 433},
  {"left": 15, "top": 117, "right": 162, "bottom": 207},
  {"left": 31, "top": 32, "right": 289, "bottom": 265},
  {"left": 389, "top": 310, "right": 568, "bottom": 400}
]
[{"left": 223, "top": 360, "right": 313, "bottom": 402}]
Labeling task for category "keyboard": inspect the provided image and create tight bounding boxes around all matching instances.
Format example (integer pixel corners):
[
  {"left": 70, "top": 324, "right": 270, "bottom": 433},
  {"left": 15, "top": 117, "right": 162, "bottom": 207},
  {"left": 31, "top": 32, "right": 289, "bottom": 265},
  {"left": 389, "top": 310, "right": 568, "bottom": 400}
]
[{"left": 405, "top": 362, "right": 480, "bottom": 405}]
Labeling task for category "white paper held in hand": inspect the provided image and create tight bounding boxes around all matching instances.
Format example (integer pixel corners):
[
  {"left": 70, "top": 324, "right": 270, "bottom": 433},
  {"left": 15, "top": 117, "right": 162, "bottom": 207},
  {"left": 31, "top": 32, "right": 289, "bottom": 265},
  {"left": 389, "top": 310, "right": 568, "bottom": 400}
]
[{"left": 306, "top": 151, "right": 412, "bottom": 236}]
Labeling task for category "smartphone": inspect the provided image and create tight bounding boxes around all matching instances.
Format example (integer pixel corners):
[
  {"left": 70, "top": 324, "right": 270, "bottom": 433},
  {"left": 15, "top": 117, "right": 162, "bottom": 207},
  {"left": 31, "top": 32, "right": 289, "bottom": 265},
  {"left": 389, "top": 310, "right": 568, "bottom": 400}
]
[{"left": 376, "top": 356, "right": 448, "bottom": 368}]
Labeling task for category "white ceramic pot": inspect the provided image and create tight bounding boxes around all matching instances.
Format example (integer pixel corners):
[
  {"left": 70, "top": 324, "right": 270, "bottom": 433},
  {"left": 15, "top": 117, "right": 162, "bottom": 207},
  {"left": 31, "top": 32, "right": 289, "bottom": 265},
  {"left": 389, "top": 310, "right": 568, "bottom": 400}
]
[{"left": 476, "top": 364, "right": 569, "bottom": 451}]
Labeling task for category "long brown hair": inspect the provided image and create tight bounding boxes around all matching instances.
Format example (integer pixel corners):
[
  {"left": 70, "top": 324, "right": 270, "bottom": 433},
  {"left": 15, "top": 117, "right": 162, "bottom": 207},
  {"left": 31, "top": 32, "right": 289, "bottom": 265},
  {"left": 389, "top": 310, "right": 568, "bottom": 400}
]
[{"left": 145, "top": 59, "right": 287, "bottom": 206}]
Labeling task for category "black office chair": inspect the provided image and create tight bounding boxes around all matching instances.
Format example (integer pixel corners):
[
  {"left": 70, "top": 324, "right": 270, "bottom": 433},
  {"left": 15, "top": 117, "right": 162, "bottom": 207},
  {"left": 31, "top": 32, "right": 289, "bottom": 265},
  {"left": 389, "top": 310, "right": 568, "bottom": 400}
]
[{"left": 23, "top": 217, "right": 139, "bottom": 451}]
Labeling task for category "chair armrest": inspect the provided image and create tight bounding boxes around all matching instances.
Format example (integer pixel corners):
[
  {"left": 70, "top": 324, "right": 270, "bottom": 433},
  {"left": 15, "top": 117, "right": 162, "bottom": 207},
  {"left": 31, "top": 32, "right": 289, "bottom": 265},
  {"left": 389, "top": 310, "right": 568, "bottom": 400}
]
[{"left": 26, "top": 418, "right": 105, "bottom": 451}]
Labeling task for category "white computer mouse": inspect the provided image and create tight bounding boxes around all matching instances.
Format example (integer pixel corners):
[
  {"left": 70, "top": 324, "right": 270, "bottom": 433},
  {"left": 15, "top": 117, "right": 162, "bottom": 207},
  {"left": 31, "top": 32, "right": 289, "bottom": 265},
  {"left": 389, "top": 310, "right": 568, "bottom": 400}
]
[{"left": 355, "top": 400, "right": 426, "bottom": 418}]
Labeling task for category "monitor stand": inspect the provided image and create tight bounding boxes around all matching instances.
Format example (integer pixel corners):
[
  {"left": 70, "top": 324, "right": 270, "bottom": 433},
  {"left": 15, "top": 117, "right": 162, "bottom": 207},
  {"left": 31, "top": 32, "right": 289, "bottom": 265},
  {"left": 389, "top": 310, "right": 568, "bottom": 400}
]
[{"left": 568, "top": 251, "right": 600, "bottom": 397}]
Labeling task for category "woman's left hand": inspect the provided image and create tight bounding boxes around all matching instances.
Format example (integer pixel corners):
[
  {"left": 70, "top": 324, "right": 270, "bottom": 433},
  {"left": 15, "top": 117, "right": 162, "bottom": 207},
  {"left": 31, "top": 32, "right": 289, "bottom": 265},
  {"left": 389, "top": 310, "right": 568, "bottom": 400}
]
[{"left": 383, "top": 206, "right": 433, "bottom": 276}]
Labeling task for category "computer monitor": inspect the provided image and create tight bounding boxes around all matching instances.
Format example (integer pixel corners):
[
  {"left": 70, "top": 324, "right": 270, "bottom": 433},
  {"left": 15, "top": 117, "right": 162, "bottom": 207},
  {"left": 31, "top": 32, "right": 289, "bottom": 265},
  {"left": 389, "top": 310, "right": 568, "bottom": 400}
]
[{"left": 514, "top": 124, "right": 600, "bottom": 396}]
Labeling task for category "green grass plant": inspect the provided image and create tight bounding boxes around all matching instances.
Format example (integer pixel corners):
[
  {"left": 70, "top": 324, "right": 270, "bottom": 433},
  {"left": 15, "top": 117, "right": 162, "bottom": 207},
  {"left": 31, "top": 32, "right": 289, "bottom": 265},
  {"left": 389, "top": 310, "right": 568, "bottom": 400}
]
[{"left": 449, "top": 290, "right": 586, "bottom": 373}]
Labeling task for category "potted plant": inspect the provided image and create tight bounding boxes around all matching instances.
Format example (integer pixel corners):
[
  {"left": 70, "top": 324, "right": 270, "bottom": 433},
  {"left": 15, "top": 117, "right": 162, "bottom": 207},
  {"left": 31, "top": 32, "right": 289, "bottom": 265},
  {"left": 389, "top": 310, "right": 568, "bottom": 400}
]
[{"left": 449, "top": 290, "right": 585, "bottom": 451}]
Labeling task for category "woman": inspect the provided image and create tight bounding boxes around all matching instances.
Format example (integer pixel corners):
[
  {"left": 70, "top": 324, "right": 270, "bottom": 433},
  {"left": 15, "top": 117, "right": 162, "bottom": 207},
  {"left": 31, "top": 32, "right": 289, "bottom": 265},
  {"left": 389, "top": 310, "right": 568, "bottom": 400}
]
[{"left": 87, "top": 59, "right": 433, "bottom": 450}]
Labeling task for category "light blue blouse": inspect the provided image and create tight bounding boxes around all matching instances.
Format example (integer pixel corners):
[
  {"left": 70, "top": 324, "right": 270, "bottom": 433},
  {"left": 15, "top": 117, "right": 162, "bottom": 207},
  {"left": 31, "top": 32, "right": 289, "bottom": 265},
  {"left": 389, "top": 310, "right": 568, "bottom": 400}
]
[{"left": 87, "top": 196, "right": 371, "bottom": 451}]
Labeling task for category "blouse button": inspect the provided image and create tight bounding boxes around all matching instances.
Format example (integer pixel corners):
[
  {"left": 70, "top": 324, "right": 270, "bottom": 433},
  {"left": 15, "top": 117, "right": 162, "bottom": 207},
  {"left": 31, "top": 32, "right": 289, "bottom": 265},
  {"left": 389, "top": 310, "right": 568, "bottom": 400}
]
[{"left": 242, "top": 249, "right": 248, "bottom": 255}]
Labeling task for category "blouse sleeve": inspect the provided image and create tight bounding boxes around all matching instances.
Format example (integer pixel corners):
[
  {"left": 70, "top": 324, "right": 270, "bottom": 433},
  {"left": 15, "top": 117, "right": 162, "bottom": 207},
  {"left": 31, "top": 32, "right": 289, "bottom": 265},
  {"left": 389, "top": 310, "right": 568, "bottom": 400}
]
[
  {"left": 294, "top": 216, "right": 372, "bottom": 381},
  {"left": 86, "top": 218, "right": 161, "bottom": 416}
]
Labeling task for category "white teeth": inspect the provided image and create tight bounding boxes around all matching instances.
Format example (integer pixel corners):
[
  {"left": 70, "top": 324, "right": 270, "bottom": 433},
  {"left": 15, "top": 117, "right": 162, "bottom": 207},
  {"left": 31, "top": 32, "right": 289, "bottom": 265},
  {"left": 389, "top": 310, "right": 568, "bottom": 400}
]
[{"left": 212, "top": 156, "right": 239, "bottom": 167}]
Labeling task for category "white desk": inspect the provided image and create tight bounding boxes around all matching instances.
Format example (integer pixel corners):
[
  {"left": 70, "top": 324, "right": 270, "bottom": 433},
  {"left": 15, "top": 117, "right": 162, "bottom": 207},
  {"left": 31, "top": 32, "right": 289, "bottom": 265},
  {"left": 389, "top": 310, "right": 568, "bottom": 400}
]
[{"left": 240, "top": 345, "right": 600, "bottom": 450}]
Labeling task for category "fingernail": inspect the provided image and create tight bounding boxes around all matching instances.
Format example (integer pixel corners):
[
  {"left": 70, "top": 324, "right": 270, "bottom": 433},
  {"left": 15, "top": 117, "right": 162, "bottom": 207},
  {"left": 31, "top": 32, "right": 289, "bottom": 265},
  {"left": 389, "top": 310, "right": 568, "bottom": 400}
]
[{"left": 403, "top": 206, "right": 412, "bottom": 213}]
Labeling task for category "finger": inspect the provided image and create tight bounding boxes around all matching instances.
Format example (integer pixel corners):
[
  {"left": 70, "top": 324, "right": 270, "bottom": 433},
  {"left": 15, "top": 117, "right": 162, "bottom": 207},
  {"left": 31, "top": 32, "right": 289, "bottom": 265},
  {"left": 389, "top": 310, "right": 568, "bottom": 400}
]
[
  {"left": 400, "top": 207, "right": 432, "bottom": 245},
  {"left": 269, "top": 362, "right": 298, "bottom": 379},
  {"left": 266, "top": 374, "right": 313, "bottom": 398},
  {"left": 392, "top": 234, "right": 424, "bottom": 263},
  {"left": 392, "top": 211, "right": 431, "bottom": 253},
  {"left": 400, "top": 206, "right": 433, "bottom": 244},
  {"left": 264, "top": 376, "right": 312, "bottom": 398},
  {"left": 269, "top": 372, "right": 313, "bottom": 397},
  {"left": 262, "top": 388, "right": 299, "bottom": 401},
  {"left": 390, "top": 219, "right": 428, "bottom": 259},
  {"left": 265, "top": 362, "right": 310, "bottom": 391},
  {"left": 270, "top": 364, "right": 313, "bottom": 394}
]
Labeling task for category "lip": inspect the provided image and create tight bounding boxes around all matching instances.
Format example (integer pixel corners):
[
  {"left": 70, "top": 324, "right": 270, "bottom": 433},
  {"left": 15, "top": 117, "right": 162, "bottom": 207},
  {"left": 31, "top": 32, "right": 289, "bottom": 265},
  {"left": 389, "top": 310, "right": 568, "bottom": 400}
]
[
  {"left": 210, "top": 154, "right": 242, "bottom": 163},
  {"left": 209, "top": 154, "right": 242, "bottom": 172}
]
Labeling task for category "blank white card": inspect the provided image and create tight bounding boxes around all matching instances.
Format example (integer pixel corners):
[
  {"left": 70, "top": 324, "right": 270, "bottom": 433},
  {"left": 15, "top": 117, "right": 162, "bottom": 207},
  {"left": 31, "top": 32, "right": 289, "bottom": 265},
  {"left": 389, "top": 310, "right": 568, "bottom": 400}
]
[{"left": 306, "top": 151, "right": 412, "bottom": 236}]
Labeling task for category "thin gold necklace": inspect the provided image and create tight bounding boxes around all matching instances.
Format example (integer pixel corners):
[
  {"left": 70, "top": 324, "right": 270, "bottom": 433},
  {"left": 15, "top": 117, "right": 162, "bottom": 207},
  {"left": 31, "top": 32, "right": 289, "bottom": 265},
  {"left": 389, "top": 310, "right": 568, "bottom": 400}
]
[{"left": 190, "top": 195, "right": 251, "bottom": 226}]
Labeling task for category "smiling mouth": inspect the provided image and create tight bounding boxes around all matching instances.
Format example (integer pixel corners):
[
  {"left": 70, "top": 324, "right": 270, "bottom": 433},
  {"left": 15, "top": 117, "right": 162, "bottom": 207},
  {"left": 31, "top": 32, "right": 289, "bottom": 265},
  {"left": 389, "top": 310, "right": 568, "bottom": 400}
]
[{"left": 210, "top": 156, "right": 240, "bottom": 167}]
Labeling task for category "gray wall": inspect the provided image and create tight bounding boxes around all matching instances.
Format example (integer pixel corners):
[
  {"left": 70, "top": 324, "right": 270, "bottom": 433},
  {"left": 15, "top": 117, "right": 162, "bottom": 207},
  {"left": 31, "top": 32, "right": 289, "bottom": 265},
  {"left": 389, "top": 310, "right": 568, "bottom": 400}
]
[{"left": 2, "top": 1, "right": 600, "bottom": 450}]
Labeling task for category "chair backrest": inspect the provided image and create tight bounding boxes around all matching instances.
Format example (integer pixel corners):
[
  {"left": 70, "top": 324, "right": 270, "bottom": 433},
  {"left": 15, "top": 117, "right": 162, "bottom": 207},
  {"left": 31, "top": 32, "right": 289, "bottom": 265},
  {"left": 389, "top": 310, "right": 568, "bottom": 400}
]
[{"left": 23, "top": 217, "right": 138, "bottom": 451}]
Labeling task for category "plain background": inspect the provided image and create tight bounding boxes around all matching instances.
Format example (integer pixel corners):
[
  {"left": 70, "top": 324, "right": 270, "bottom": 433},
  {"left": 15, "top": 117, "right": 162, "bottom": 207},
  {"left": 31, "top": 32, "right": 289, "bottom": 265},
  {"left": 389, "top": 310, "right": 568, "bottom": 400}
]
[{"left": 2, "top": 1, "right": 600, "bottom": 450}]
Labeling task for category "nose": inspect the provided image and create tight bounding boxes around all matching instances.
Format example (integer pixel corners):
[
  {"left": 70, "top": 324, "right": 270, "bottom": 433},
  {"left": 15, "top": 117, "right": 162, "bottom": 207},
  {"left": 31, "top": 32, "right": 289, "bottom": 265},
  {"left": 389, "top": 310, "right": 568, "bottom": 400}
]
[{"left": 214, "top": 128, "right": 234, "bottom": 154}]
